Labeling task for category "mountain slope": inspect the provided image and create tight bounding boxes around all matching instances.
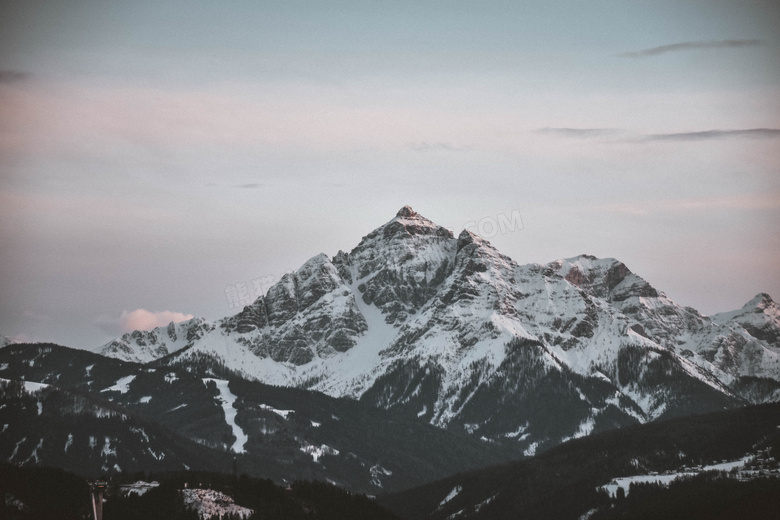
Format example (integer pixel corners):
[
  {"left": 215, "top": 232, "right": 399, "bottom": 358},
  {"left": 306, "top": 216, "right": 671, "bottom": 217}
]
[
  {"left": 0, "top": 343, "right": 519, "bottom": 493},
  {"left": 378, "top": 401, "right": 780, "bottom": 520},
  {"left": 0, "top": 378, "right": 228, "bottom": 477}
]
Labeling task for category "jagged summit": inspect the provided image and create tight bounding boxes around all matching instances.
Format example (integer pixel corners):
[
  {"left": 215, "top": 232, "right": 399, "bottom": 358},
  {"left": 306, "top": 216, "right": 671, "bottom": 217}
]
[
  {"left": 747, "top": 293, "right": 775, "bottom": 310},
  {"left": 712, "top": 292, "right": 780, "bottom": 345},
  {"left": 396, "top": 205, "right": 418, "bottom": 218},
  {"left": 714, "top": 293, "right": 778, "bottom": 320},
  {"left": 357, "top": 206, "right": 453, "bottom": 244}
]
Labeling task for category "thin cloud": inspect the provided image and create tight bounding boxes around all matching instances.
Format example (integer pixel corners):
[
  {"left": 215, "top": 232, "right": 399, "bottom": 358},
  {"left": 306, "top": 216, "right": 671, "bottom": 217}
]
[
  {"left": 0, "top": 70, "right": 30, "bottom": 83},
  {"left": 534, "top": 127, "right": 780, "bottom": 143},
  {"left": 408, "top": 141, "right": 469, "bottom": 152},
  {"left": 536, "top": 128, "right": 621, "bottom": 138},
  {"left": 618, "top": 39, "right": 763, "bottom": 58},
  {"left": 119, "top": 309, "right": 194, "bottom": 333},
  {"left": 236, "top": 183, "right": 264, "bottom": 189},
  {"left": 645, "top": 128, "right": 780, "bottom": 141}
]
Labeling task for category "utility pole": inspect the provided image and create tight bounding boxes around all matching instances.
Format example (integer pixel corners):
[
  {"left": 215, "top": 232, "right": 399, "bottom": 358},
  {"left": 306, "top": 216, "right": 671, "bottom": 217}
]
[{"left": 90, "top": 481, "right": 107, "bottom": 520}]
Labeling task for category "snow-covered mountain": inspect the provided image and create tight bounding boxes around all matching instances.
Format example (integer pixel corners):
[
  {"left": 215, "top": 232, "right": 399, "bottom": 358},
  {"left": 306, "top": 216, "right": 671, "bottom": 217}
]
[{"left": 99, "top": 206, "right": 780, "bottom": 453}]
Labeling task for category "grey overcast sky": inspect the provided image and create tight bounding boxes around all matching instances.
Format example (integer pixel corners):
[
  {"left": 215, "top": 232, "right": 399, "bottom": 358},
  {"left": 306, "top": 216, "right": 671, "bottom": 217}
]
[{"left": 1, "top": 0, "right": 779, "bottom": 349}]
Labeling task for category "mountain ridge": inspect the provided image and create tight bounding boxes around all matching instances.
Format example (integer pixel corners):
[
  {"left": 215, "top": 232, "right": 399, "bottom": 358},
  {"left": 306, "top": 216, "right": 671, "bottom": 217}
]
[{"left": 96, "top": 206, "right": 780, "bottom": 454}]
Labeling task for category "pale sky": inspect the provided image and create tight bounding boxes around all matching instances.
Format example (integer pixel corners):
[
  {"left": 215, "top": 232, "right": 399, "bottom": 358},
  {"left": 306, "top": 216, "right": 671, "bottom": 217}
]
[{"left": 1, "top": 0, "right": 779, "bottom": 349}]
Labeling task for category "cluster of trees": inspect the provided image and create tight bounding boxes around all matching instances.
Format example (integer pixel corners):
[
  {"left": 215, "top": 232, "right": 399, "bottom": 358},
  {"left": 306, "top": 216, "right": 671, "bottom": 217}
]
[
  {"left": 592, "top": 473, "right": 780, "bottom": 520},
  {"left": 1, "top": 464, "right": 399, "bottom": 520},
  {"left": 380, "top": 402, "right": 780, "bottom": 520}
]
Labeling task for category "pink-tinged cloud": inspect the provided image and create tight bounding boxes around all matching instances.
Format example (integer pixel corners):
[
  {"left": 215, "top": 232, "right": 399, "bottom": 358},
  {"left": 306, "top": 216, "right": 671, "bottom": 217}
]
[{"left": 119, "top": 309, "right": 194, "bottom": 333}]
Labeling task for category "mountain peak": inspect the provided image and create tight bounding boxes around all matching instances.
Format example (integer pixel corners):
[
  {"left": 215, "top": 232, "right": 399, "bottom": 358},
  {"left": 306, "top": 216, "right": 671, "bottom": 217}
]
[
  {"left": 457, "top": 228, "right": 484, "bottom": 251},
  {"left": 396, "top": 205, "right": 418, "bottom": 218},
  {"left": 747, "top": 293, "right": 775, "bottom": 310},
  {"left": 378, "top": 206, "right": 453, "bottom": 240}
]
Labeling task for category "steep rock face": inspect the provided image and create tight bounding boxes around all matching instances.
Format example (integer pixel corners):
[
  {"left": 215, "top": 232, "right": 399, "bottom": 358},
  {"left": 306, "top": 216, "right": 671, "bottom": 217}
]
[
  {"left": 99, "top": 206, "right": 780, "bottom": 453},
  {"left": 341, "top": 206, "right": 456, "bottom": 325},
  {"left": 217, "top": 253, "right": 368, "bottom": 366}
]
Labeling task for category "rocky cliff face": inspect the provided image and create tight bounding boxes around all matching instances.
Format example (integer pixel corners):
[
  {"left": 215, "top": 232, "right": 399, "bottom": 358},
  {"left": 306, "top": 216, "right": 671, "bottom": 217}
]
[
  {"left": 99, "top": 206, "right": 780, "bottom": 453},
  {"left": 219, "top": 253, "right": 368, "bottom": 365}
]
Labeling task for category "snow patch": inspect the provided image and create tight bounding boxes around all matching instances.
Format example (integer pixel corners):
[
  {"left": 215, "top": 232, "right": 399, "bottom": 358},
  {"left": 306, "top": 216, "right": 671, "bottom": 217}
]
[
  {"left": 120, "top": 481, "right": 160, "bottom": 496},
  {"left": 502, "top": 422, "right": 528, "bottom": 439},
  {"left": 259, "top": 404, "right": 294, "bottom": 419},
  {"left": 101, "top": 436, "right": 116, "bottom": 458},
  {"left": 300, "top": 443, "right": 339, "bottom": 462},
  {"left": 0, "top": 379, "right": 51, "bottom": 394},
  {"left": 438, "top": 485, "right": 462, "bottom": 508},
  {"left": 101, "top": 375, "right": 136, "bottom": 394},
  {"left": 561, "top": 416, "right": 595, "bottom": 443},
  {"left": 370, "top": 464, "right": 393, "bottom": 488},
  {"left": 130, "top": 427, "right": 149, "bottom": 443},
  {"left": 22, "top": 438, "right": 43, "bottom": 464},
  {"left": 524, "top": 441, "right": 539, "bottom": 457},
  {"left": 8, "top": 437, "right": 26, "bottom": 461}
]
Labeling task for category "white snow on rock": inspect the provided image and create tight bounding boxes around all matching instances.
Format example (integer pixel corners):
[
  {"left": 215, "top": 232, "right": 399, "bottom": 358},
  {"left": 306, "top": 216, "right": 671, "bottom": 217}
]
[
  {"left": 438, "top": 485, "right": 462, "bottom": 508},
  {"left": 100, "top": 375, "right": 136, "bottom": 394},
  {"left": 0, "top": 378, "right": 51, "bottom": 394},
  {"left": 370, "top": 464, "right": 393, "bottom": 488},
  {"left": 299, "top": 442, "right": 339, "bottom": 462},
  {"left": 120, "top": 481, "right": 159, "bottom": 496},
  {"left": 259, "top": 404, "right": 294, "bottom": 419}
]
